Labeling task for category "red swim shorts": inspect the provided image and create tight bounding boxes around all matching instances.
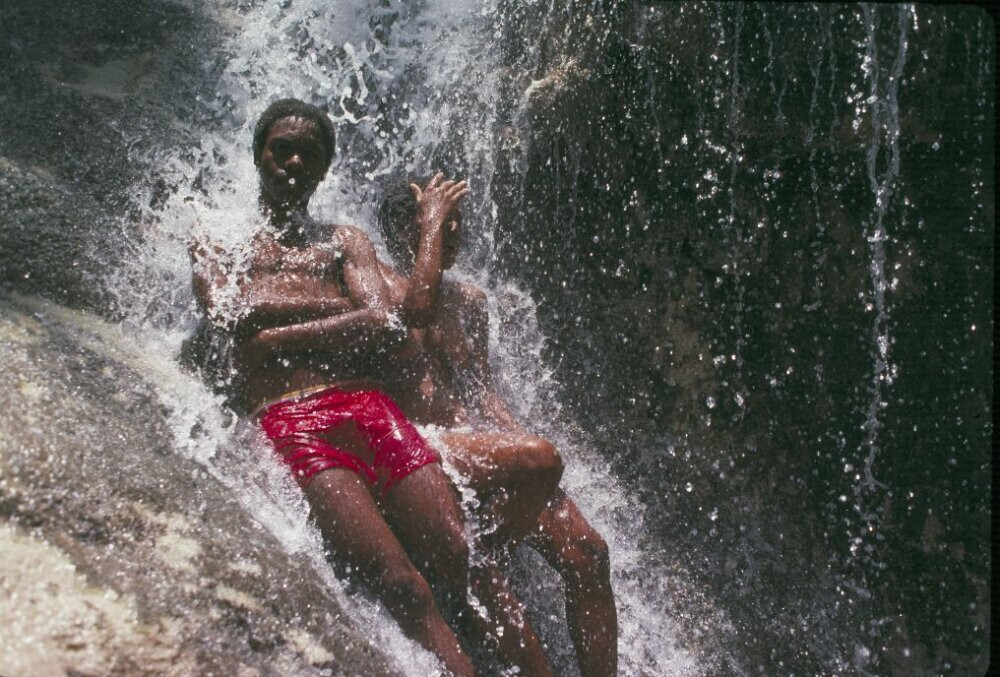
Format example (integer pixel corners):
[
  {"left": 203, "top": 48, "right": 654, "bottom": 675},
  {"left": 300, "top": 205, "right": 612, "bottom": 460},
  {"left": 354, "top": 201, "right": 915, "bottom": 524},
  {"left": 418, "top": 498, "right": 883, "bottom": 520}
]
[{"left": 258, "top": 385, "right": 440, "bottom": 493}]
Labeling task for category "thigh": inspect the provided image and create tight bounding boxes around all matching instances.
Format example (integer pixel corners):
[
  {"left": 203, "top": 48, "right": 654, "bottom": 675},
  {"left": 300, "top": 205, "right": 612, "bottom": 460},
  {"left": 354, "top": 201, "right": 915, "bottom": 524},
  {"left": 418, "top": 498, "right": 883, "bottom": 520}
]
[
  {"left": 303, "top": 467, "right": 416, "bottom": 586},
  {"left": 439, "top": 430, "right": 556, "bottom": 492},
  {"left": 380, "top": 463, "right": 469, "bottom": 579}
]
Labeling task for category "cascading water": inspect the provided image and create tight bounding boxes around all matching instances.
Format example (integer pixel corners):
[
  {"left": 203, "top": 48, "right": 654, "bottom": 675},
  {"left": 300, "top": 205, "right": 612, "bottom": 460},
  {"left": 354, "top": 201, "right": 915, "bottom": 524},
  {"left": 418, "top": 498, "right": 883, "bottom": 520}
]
[
  {"left": 106, "top": 1, "right": 711, "bottom": 674},
  {"left": 1, "top": 1, "right": 991, "bottom": 675}
]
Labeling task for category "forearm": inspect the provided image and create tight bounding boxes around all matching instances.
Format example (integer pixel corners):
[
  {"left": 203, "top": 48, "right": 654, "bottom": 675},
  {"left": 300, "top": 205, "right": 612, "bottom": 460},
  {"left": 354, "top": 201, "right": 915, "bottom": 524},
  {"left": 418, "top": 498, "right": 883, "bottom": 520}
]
[
  {"left": 402, "top": 226, "right": 446, "bottom": 327},
  {"left": 240, "top": 308, "right": 403, "bottom": 360},
  {"left": 399, "top": 174, "right": 468, "bottom": 328},
  {"left": 239, "top": 294, "right": 354, "bottom": 337}
]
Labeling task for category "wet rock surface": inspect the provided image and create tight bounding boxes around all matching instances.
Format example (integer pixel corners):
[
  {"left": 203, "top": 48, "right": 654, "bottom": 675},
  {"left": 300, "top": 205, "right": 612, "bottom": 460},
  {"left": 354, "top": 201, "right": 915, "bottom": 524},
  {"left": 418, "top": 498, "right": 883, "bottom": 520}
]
[
  {"left": 0, "top": 0, "right": 229, "bottom": 310},
  {"left": 485, "top": 3, "right": 992, "bottom": 673},
  {"left": 0, "top": 293, "right": 393, "bottom": 676}
]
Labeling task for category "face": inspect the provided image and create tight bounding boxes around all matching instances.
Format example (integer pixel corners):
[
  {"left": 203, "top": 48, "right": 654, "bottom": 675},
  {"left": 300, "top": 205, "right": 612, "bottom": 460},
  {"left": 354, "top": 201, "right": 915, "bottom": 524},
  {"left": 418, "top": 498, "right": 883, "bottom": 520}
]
[{"left": 257, "top": 116, "right": 328, "bottom": 209}]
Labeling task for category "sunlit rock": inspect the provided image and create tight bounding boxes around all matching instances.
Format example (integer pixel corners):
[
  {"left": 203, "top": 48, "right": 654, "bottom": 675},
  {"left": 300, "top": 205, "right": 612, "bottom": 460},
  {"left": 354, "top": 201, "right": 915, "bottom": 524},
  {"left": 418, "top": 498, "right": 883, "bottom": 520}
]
[{"left": 0, "top": 293, "right": 392, "bottom": 676}]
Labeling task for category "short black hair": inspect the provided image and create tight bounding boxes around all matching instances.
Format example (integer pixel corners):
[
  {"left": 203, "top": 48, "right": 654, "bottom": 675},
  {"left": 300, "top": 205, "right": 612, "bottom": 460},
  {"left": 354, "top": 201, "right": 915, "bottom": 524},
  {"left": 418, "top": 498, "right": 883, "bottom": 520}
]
[
  {"left": 252, "top": 98, "right": 336, "bottom": 169},
  {"left": 376, "top": 174, "right": 432, "bottom": 266}
]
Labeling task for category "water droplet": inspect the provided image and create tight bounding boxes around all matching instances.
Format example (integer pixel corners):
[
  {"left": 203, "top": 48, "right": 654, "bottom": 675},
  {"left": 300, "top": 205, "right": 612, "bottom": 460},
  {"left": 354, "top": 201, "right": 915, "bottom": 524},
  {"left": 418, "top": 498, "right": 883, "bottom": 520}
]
[
  {"left": 685, "top": 482, "right": 693, "bottom": 493},
  {"left": 706, "top": 396, "right": 716, "bottom": 409}
]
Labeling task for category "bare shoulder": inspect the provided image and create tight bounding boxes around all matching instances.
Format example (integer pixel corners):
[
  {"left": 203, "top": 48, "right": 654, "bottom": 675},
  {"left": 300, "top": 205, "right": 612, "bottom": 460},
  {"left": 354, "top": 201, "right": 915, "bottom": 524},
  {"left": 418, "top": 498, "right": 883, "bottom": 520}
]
[
  {"left": 443, "top": 280, "right": 488, "bottom": 325},
  {"left": 331, "top": 224, "right": 375, "bottom": 251}
]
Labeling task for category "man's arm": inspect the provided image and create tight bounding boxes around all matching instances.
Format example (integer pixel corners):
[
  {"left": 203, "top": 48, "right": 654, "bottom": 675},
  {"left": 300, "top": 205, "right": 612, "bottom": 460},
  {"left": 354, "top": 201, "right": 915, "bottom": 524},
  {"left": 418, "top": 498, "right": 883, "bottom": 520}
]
[
  {"left": 238, "top": 226, "right": 404, "bottom": 358},
  {"left": 241, "top": 286, "right": 355, "bottom": 336},
  {"left": 337, "top": 225, "right": 395, "bottom": 311},
  {"left": 402, "top": 173, "right": 468, "bottom": 327},
  {"left": 189, "top": 240, "right": 239, "bottom": 325},
  {"left": 238, "top": 307, "right": 401, "bottom": 362}
]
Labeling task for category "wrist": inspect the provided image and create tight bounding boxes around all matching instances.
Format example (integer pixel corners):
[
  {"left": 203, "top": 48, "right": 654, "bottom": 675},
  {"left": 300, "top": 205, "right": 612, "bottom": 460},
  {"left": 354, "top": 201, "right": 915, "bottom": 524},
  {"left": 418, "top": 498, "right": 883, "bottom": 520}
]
[{"left": 419, "top": 216, "right": 446, "bottom": 238}]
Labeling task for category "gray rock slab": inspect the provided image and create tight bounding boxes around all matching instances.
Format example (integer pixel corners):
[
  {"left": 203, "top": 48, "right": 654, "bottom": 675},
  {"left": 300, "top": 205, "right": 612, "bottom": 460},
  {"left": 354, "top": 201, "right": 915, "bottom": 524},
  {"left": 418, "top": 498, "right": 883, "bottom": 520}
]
[{"left": 0, "top": 292, "right": 394, "bottom": 676}]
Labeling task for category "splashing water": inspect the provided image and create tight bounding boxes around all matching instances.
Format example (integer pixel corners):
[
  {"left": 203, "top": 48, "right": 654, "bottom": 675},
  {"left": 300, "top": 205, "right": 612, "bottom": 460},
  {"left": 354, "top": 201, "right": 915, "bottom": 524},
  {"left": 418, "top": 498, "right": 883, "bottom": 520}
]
[
  {"left": 71, "top": 0, "right": 991, "bottom": 673},
  {"left": 106, "top": 1, "right": 716, "bottom": 674}
]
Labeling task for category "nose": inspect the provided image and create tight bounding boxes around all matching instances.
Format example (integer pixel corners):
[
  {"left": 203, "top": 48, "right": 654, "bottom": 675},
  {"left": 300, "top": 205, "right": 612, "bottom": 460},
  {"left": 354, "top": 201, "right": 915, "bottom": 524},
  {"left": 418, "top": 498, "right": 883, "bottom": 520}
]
[{"left": 285, "top": 152, "right": 305, "bottom": 173}]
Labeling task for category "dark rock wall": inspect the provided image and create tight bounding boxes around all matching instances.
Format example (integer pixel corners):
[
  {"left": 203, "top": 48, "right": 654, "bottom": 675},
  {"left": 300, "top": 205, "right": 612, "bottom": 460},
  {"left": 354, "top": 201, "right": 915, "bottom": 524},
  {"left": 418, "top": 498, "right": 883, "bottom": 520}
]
[
  {"left": 486, "top": 2, "right": 992, "bottom": 673},
  {"left": 0, "top": 0, "right": 226, "bottom": 311}
]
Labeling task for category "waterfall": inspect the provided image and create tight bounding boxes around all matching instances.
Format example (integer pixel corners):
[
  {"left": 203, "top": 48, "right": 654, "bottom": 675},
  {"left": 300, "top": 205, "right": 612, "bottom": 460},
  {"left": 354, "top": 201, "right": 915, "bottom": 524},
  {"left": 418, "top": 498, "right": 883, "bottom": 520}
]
[
  {"left": 5, "top": 0, "right": 989, "bottom": 674},
  {"left": 108, "top": 1, "right": 713, "bottom": 674}
]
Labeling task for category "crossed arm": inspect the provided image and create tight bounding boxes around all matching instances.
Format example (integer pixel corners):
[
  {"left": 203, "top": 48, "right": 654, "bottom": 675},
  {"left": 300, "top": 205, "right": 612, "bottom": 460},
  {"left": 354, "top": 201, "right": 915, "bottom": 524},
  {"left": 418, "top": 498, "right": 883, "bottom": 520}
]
[{"left": 189, "top": 226, "right": 404, "bottom": 360}]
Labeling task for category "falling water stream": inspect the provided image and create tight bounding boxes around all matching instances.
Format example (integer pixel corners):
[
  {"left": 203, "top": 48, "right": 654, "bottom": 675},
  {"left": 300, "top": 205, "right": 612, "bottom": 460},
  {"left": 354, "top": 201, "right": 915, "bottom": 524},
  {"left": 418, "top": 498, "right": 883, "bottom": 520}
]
[
  {"left": 109, "top": 2, "right": 711, "bottom": 674},
  {"left": 0, "top": 1, "right": 992, "bottom": 675}
]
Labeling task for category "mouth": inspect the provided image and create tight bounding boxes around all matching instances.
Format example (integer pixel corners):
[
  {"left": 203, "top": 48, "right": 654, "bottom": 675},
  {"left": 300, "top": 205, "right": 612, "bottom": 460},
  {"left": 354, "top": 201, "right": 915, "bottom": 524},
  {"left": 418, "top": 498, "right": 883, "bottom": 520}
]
[{"left": 272, "top": 174, "right": 310, "bottom": 199}]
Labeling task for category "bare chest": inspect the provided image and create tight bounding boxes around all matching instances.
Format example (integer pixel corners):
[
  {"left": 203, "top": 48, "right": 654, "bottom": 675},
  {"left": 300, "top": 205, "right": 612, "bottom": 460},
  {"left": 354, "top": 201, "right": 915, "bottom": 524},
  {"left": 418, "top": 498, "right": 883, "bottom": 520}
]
[{"left": 250, "top": 238, "right": 345, "bottom": 295}]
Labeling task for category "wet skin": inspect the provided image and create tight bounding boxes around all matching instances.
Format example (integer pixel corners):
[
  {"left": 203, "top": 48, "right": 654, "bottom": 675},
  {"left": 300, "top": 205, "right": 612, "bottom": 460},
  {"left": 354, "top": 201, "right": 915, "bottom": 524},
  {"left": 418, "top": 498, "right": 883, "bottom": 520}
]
[
  {"left": 379, "top": 174, "right": 618, "bottom": 677},
  {"left": 190, "top": 116, "right": 554, "bottom": 676},
  {"left": 193, "top": 116, "right": 479, "bottom": 675}
]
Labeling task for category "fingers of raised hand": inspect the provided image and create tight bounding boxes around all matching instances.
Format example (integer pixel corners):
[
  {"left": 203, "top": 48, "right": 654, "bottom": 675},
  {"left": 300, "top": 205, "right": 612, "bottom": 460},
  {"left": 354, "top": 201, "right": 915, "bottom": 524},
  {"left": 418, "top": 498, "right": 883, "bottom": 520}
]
[
  {"left": 409, "top": 183, "right": 423, "bottom": 200},
  {"left": 447, "top": 181, "right": 468, "bottom": 202},
  {"left": 426, "top": 172, "right": 444, "bottom": 190}
]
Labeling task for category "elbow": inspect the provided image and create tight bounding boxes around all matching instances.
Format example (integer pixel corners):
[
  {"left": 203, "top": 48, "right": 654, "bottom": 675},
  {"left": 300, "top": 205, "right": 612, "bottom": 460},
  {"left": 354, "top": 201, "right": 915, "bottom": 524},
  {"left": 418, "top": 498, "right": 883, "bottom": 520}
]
[
  {"left": 401, "top": 292, "right": 435, "bottom": 328},
  {"left": 402, "top": 306, "right": 435, "bottom": 329}
]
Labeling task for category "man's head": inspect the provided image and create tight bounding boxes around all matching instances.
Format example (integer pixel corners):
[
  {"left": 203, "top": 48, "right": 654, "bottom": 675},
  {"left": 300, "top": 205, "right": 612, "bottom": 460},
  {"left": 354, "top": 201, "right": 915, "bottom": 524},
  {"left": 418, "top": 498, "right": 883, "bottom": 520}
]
[
  {"left": 253, "top": 98, "right": 336, "bottom": 210},
  {"left": 377, "top": 175, "right": 464, "bottom": 271}
]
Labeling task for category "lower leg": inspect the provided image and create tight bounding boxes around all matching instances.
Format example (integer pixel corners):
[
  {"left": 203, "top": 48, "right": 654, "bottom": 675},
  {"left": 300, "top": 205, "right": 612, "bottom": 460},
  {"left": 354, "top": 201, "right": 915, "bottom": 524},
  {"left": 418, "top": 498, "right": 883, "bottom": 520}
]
[
  {"left": 531, "top": 492, "right": 617, "bottom": 677},
  {"left": 468, "top": 562, "right": 554, "bottom": 677},
  {"left": 384, "top": 464, "right": 553, "bottom": 675}
]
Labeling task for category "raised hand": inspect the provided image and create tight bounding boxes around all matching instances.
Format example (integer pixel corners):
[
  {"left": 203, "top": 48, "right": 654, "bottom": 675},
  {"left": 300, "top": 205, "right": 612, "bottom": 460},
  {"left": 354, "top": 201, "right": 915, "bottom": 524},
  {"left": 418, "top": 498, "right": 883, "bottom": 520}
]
[{"left": 410, "top": 172, "right": 469, "bottom": 233}]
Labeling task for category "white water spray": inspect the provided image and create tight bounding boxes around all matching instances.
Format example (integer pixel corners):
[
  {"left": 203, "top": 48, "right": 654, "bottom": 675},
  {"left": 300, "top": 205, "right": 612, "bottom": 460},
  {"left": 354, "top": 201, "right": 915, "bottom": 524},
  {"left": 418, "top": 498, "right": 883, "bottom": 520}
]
[{"left": 108, "top": 1, "right": 715, "bottom": 674}]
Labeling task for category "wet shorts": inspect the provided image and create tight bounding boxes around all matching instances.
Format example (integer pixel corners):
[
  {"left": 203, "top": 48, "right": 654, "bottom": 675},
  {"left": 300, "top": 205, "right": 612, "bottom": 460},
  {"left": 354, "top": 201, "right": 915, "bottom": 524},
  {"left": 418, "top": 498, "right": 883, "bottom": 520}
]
[{"left": 258, "top": 385, "right": 440, "bottom": 494}]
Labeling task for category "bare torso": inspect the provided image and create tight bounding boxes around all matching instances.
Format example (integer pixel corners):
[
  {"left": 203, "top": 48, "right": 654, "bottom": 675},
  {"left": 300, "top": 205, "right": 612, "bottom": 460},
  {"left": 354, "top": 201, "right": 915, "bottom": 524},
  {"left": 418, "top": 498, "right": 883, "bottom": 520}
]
[
  {"left": 380, "top": 262, "right": 483, "bottom": 427},
  {"left": 233, "top": 228, "right": 389, "bottom": 411}
]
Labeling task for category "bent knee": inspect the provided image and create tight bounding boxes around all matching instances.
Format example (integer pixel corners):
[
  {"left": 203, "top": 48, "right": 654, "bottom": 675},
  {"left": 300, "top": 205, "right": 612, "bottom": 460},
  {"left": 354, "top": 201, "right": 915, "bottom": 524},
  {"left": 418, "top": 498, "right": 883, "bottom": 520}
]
[{"left": 520, "top": 436, "right": 564, "bottom": 481}]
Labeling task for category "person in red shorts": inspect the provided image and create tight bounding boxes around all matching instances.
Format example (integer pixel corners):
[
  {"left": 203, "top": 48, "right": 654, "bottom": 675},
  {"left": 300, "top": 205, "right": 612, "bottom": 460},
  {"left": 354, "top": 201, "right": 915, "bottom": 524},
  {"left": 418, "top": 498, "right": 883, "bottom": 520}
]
[{"left": 189, "top": 99, "right": 559, "bottom": 675}]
